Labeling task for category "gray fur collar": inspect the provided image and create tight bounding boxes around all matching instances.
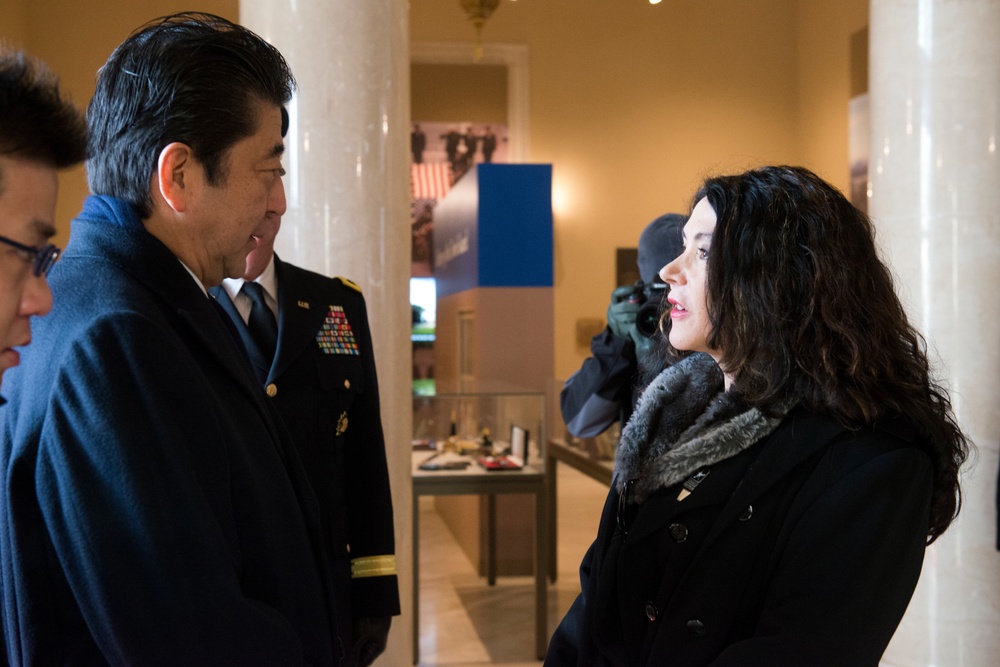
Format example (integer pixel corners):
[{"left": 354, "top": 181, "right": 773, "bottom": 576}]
[{"left": 614, "top": 353, "right": 791, "bottom": 504}]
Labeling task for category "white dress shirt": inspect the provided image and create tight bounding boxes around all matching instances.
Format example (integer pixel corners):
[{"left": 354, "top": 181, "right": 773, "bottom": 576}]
[{"left": 219, "top": 255, "right": 279, "bottom": 324}]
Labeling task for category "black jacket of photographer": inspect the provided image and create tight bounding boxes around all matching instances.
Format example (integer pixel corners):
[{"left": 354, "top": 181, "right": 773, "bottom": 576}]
[{"left": 560, "top": 324, "right": 640, "bottom": 438}]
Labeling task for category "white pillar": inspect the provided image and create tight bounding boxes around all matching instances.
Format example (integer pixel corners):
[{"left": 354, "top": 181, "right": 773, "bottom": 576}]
[
  {"left": 870, "top": 1, "right": 1000, "bottom": 664},
  {"left": 239, "top": 2, "right": 412, "bottom": 664}
]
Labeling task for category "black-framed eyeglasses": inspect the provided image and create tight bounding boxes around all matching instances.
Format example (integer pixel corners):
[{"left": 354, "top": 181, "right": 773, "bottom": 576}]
[{"left": 0, "top": 235, "right": 61, "bottom": 277}]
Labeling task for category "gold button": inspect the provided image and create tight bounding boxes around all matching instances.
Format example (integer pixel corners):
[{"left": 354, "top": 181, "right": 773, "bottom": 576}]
[
  {"left": 266, "top": 383, "right": 277, "bottom": 397},
  {"left": 344, "top": 379, "right": 351, "bottom": 389}
]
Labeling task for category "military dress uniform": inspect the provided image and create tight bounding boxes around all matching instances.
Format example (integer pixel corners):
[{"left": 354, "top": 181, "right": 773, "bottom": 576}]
[{"left": 212, "top": 255, "right": 399, "bottom": 662}]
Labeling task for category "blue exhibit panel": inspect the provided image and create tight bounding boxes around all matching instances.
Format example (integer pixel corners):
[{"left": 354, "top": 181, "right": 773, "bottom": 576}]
[
  {"left": 433, "top": 167, "right": 480, "bottom": 298},
  {"left": 432, "top": 164, "right": 553, "bottom": 298},
  {"left": 477, "top": 164, "right": 553, "bottom": 288}
]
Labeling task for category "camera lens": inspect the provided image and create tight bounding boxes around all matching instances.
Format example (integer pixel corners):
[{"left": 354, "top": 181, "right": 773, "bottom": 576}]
[{"left": 635, "top": 302, "right": 660, "bottom": 338}]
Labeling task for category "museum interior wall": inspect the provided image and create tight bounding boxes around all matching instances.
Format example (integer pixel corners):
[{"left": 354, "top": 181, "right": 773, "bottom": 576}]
[{"left": 4, "top": 0, "right": 868, "bottom": 383}]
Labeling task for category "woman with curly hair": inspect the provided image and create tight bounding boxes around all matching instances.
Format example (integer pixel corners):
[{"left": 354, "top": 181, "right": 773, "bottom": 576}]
[{"left": 545, "top": 165, "right": 969, "bottom": 666}]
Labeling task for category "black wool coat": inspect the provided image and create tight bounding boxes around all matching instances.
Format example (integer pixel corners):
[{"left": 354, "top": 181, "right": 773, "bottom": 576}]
[{"left": 545, "top": 407, "right": 934, "bottom": 666}]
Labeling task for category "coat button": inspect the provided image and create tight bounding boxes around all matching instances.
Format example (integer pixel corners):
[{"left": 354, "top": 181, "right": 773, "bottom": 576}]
[
  {"left": 645, "top": 602, "right": 658, "bottom": 621},
  {"left": 669, "top": 522, "right": 688, "bottom": 543},
  {"left": 265, "top": 383, "right": 277, "bottom": 397},
  {"left": 739, "top": 505, "right": 753, "bottom": 521},
  {"left": 686, "top": 619, "right": 706, "bottom": 636},
  {"left": 344, "top": 379, "right": 351, "bottom": 389}
]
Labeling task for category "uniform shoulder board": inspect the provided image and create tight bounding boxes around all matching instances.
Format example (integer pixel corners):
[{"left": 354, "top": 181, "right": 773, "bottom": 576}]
[{"left": 336, "top": 276, "right": 363, "bottom": 293}]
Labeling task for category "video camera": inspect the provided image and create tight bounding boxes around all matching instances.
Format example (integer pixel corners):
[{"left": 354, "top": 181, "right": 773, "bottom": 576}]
[{"left": 626, "top": 278, "right": 668, "bottom": 338}]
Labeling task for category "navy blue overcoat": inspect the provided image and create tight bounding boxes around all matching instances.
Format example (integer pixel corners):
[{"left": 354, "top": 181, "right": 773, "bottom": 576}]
[{"left": 0, "top": 197, "right": 340, "bottom": 665}]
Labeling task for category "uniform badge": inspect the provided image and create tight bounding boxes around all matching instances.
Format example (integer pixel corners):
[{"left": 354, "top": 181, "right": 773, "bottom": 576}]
[
  {"left": 316, "top": 305, "right": 360, "bottom": 355},
  {"left": 336, "top": 411, "right": 349, "bottom": 436}
]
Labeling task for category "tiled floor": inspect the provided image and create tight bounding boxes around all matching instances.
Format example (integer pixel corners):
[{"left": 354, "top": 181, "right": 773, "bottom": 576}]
[{"left": 416, "top": 464, "right": 610, "bottom": 666}]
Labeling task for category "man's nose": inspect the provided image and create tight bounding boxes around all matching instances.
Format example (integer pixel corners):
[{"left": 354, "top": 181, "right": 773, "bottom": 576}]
[
  {"left": 270, "top": 174, "right": 287, "bottom": 217},
  {"left": 22, "top": 273, "right": 54, "bottom": 318}
]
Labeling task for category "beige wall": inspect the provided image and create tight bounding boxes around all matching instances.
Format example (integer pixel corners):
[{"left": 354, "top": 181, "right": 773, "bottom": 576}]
[
  {"left": 412, "top": 62, "right": 507, "bottom": 123},
  {"left": 1, "top": 0, "right": 239, "bottom": 249},
  {"left": 0, "top": 1, "right": 28, "bottom": 46},
  {"left": 412, "top": 0, "right": 869, "bottom": 380},
  {"left": 3, "top": 0, "right": 871, "bottom": 381},
  {"left": 795, "top": 0, "right": 870, "bottom": 184}
]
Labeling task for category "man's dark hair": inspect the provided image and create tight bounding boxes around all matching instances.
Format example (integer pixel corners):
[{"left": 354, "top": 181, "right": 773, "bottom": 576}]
[
  {"left": 86, "top": 12, "right": 295, "bottom": 218},
  {"left": 0, "top": 48, "right": 87, "bottom": 190}
]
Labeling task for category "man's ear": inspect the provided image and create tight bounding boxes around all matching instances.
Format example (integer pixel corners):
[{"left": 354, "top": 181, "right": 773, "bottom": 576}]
[{"left": 156, "top": 142, "right": 195, "bottom": 213}]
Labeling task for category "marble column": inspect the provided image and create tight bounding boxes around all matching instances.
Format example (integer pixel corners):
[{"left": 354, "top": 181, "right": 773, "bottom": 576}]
[
  {"left": 870, "top": 0, "right": 1000, "bottom": 664},
  {"left": 239, "top": 1, "right": 412, "bottom": 663}
]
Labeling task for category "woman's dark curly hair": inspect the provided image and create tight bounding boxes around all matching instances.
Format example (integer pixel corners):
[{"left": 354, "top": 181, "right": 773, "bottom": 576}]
[{"left": 690, "top": 165, "right": 968, "bottom": 543}]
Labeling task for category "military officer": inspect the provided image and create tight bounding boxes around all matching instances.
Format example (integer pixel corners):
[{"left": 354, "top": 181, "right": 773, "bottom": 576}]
[{"left": 212, "top": 208, "right": 399, "bottom": 667}]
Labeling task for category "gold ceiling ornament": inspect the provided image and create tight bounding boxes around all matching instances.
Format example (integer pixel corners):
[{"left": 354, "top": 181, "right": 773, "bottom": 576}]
[{"left": 460, "top": 0, "right": 501, "bottom": 61}]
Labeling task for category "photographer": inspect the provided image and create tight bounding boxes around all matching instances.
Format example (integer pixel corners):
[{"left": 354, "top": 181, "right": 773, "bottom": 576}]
[{"left": 561, "top": 213, "right": 685, "bottom": 438}]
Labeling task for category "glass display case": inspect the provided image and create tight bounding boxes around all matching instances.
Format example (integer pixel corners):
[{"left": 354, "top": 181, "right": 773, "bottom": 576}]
[
  {"left": 412, "top": 391, "right": 546, "bottom": 468},
  {"left": 410, "top": 391, "right": 550, "bottom": 661}
]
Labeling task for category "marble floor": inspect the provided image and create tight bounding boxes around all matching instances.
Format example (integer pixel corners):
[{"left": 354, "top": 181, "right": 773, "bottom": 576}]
[{"left": 416, "top": 464, "right": 609, "bottom": 667}]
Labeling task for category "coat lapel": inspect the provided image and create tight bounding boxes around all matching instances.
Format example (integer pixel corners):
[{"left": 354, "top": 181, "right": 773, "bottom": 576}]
[
  {"left": 172, "top": 292, "right": 292, "bottom": 462},
  {"left": 621, "top": 444, "right": 759, "bottom": 549},
  {"left": 619, "top": 411, "right": 846, "bottom": 553},
  {"left": 208, "top": 286, "right": 273, "bottom": 383},
  {"left": 73, "top": 213, "right": 289, "bottom": 461},
  {"left": 698, "top": 410, "right": 846, "bottom": 551},
  {"left": 620, "top": 493, "right": 683, "bottom": 547},
  {"left": 270, "top": 256, "right": 328, "bottom": 381}
]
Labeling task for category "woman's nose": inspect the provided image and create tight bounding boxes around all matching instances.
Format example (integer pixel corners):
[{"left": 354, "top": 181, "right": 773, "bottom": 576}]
[{"left": 660, "top": 257, "right": 681, "bottom": 285}]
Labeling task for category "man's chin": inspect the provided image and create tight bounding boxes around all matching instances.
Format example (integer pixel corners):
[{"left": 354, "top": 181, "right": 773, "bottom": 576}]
[{"left": 220, "top": 248, "right": 255, "bottom": 281}]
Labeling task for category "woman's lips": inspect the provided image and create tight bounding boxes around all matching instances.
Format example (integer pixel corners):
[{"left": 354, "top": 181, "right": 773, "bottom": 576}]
[{"left": 668, "top": 298, "right": 687, "bottom": 319}]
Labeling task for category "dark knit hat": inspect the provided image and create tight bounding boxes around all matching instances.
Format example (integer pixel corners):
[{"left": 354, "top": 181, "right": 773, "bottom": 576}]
[{"left": 637, "top": 213, "right": 686, "bottom": 284}]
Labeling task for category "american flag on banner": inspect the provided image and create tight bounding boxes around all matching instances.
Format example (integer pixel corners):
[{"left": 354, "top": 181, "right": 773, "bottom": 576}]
[
  {"left": 410, "top": 163, "right": 453, "bottom": 200},
  {"left": 411, "top": 198, "right": 436, "bottom": 225}
]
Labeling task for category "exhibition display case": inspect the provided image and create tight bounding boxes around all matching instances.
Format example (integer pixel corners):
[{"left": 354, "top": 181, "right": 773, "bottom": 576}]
[
  {"left": 410, "top": 390, "right": 549, "bottom": 661},
  {"left": 412, "top": 390, "right": 546, "bottom": 468}
]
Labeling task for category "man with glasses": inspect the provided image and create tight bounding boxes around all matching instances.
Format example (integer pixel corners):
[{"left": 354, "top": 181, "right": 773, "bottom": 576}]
[
  {"left": 0, "top": 15, "right": 343, "bottom": 664},
  {"left": 0, "top": 50, "right": 86, "bottom": 389},
  {"left": 0, "top": 47, "right": 86, "bottom": 667}
]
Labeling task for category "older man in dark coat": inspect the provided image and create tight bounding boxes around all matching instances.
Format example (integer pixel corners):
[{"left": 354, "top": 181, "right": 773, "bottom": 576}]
[{"left": 0, "top": 14, "right": 341, "bottom": 665}]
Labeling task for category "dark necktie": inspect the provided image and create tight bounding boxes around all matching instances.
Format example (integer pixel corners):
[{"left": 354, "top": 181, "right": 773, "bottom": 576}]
[{"left": 241, "top": 281, "right": 277, "bottom": 376}]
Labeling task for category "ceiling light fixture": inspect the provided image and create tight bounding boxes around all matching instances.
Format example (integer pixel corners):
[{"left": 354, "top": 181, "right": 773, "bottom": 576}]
[
  {"left": 460, "top": 1, "right": 662, "bottom": 62},
  {"left": 460, "top": 0, "right": 501, "bottom": 61}
]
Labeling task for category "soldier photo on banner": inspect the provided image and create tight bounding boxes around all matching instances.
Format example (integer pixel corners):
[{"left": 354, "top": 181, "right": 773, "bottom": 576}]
[
  {"left": 409, "top": 121, "right": 509, "bottom": 278},
  {"left": 409, "top": 121, "right": 509, "bottom": 392}
]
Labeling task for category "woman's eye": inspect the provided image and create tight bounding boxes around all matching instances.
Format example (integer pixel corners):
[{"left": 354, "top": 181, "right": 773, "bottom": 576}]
[{"left": 697, "top": 247, "right": 709, "bottom": 260}]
